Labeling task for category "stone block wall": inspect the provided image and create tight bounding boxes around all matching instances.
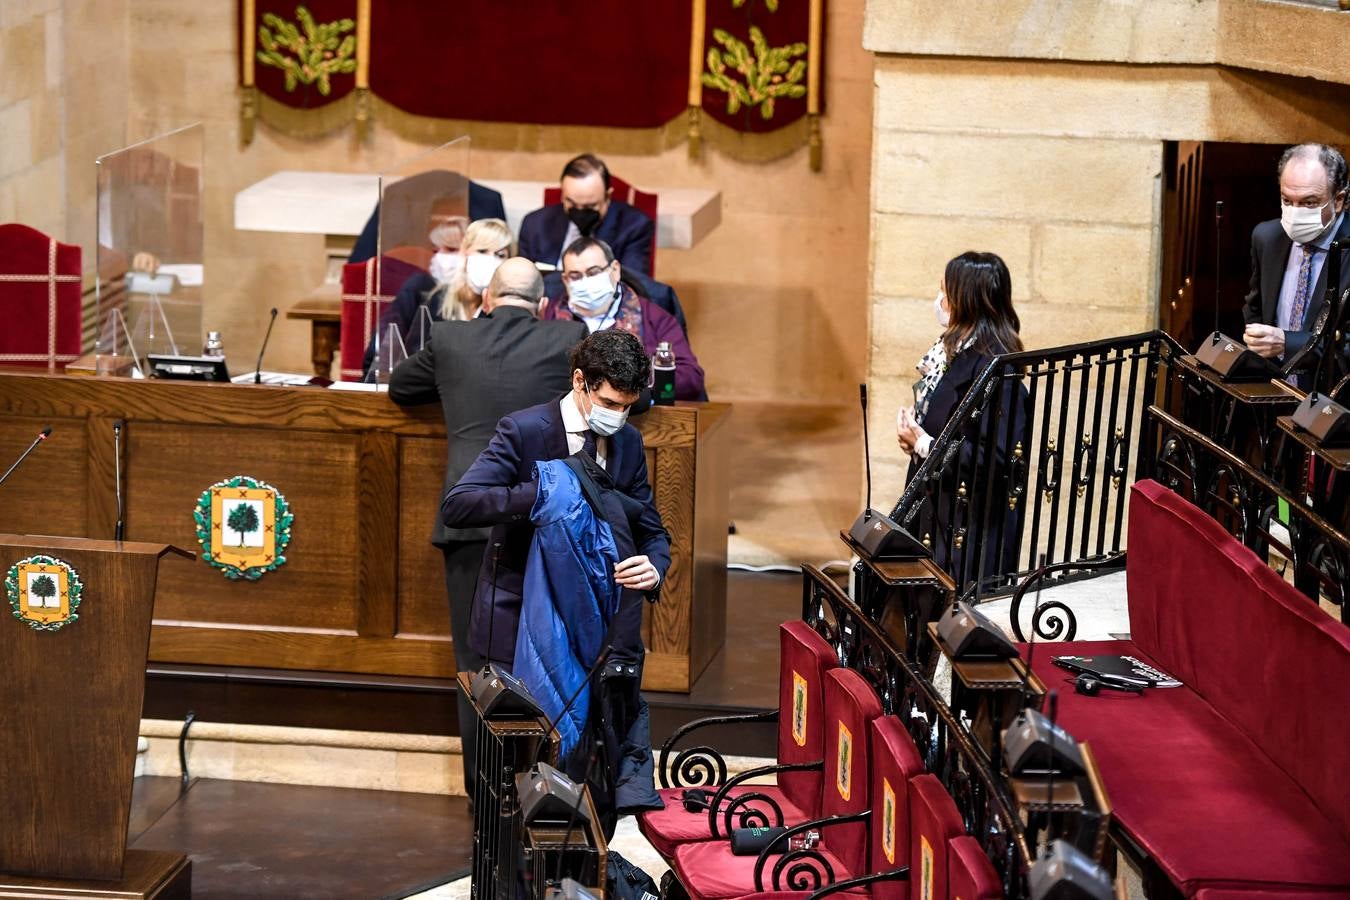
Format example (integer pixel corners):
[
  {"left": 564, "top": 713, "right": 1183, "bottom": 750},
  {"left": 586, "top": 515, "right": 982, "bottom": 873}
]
[
  {"left": 864, "top": 8, "right": 1350, "bottom": 507},
  {"left": 0, "top": 0, "right": 68, "bottom": 241}
]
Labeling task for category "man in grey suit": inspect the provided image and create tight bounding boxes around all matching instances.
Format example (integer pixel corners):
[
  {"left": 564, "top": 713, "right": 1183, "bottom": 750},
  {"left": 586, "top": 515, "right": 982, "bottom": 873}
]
[{"left": 390, "top": 257, "right": 587, "bottom": 795}]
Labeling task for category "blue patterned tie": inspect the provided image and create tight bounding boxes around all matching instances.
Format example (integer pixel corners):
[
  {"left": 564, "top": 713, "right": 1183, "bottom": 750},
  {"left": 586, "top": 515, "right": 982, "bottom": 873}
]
[
  {"left": 1289, "top": 245, "right": 1315, "bottom": 330},
  {"left": 581, "top": 429, "right": 597, "bottom": 461}
]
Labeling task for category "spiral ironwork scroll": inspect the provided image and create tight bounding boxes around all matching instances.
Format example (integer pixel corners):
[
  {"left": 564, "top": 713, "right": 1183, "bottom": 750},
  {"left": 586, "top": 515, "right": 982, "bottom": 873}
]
[
  {"left": 669, "top": 745, "right": 727, "bottom": 789},
  {"left": 722, "top": 790, "right": 785, "bottom": 834},
  {"left": 772, "top": 849, "right": 835, "bottom": 892}
]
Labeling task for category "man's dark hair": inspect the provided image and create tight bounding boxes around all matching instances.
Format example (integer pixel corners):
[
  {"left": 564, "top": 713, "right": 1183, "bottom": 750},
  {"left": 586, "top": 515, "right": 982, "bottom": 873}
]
[
  {"left": 562, "top": 236, "right": 616, "bottom": 266},
  {"left": 570, "top": 329, "right": 649, "bottom": 396},
  {"left": 561, "top": 153, "right": 611, "bottom": 190},
  {"left": 1278, "top": 143, "right": 1349, "bottom": 198}
]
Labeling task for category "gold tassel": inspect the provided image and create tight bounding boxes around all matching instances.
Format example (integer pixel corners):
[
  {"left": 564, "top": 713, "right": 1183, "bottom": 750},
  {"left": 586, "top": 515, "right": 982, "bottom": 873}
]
[
  {"left": 808, "top": 113, "right": 822, "bottom": 172},
  {"left": 240, "top": 85, "right": 258, "bottom": 146},
  {"left": 687, "top": 106, "right": 702, "bottom": 160}
]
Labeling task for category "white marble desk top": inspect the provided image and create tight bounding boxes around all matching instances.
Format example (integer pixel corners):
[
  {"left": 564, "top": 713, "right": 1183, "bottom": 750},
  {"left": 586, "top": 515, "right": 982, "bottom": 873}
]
[{"left": 233, "top": 171, "right": 720, "bottom": 250}]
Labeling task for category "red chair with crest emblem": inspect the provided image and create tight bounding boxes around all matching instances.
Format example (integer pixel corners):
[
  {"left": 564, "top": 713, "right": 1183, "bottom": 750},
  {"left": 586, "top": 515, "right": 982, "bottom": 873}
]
[
  {"left": 638, "top": 620, "right": 839, "bottom": 859},
  {"left": 908, "top": 774, "right": 968, "bottom": 900},
  {"left": 669, "top": 666, "right": 884, "bottom": 899},
  {"left": 0, "top": 224, "right": 83, "bottom": 370}
]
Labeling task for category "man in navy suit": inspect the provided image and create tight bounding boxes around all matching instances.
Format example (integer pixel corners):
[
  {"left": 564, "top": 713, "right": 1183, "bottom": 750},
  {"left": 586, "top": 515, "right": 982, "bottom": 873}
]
[
  {"left": 441, "top": 329, "right": 670, "bottom": 668},
  {"left": 518, "top": 154, "right": 655, "bottom": 296}
]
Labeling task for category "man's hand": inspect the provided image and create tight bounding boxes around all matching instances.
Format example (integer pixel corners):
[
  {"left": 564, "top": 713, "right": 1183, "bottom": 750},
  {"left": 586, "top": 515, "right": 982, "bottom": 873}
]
[
  {"left": 615, "top": 555, "right": 660, "bottom": 592},
  {"left": 1243, "top": 323, "right": 1286, "bottom": 359}
]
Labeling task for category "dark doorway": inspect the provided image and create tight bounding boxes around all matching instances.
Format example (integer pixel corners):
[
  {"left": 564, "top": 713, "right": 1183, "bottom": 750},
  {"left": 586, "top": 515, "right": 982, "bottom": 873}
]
[{"left": 1159, "top": 141, "right": 1287, "bottom": 349}]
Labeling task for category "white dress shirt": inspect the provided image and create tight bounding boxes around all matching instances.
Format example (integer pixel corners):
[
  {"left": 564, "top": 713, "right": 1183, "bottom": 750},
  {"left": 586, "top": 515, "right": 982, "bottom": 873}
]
[{"left": 560, "top": 394, "right": 607, "bottom": 470}]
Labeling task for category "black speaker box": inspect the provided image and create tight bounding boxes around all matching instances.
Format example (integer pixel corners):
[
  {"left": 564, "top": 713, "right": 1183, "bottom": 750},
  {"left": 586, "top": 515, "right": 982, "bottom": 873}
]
[
  {"left": 1029, "top": 840, "right": 1114, "bottom": 900},
  {"left": 470, "top": 663, "right": 545, "bottom": 720},
  {"left": 1002, "top": 708, "right": 1085, "bottom": 776},
  {"left": 1290, "top": 393, "right": 1350, "bottom": 447},
  {"left": 516, "top": 763, "right": 592, "bottom": 827},
  {"left": 936, "top": 601, "right": 1018, "bottom": 660},
  {"left": 847, "top": 509, "right": 929, "bottom": 560},
  {"left": 1192, "top": 333, "right": 1282, "bottom": 382}
]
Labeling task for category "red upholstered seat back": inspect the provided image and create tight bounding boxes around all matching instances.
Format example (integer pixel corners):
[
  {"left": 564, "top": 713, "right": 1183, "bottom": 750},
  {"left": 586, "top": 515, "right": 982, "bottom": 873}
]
[
  {"left": 869, "top": 716, "right": 925, "bottom": 900},
  {"left": 778, "top": 621, "right": 839, "bottom": 815},
  {"left": 1126, "top": 480, "right": 1350, "bottom": 841},
  {"left": 948, "top": 835, "right": 1003, "bottom": 899},
  {"left": 0, "top": 223, "right": 82, "bottom": 369},
  {"left": 542, "top": 175, "right": 657, "bottom": 276},
  {"left": 338, "top": 259, "right": 396, "bottom": 381},
  {"left": 820, "top": 668, "right": 883, "bottom": 877},
  {"left": 910, "top": 774, "right": 966, "bottom": 900}
]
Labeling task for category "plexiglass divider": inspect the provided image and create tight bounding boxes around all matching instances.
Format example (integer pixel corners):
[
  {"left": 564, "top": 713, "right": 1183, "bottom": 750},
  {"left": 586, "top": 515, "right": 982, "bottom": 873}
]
[
  {"left": 369, "top": 137, "right": 471, "bottom": 370},
  {"left": 95, "top": 123, "right": 205, "bottom": 375}
]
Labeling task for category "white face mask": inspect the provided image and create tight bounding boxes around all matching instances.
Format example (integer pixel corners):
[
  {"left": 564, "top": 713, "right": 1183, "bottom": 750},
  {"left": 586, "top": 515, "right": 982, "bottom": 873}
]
[
  {"left": 464, "top": 254, "right": 501, "bottom": 294},
  {"left": 585, "top": 385, "right": 628, "bottom": 436},
  {"left": 568, "top": 272, "right": 618, "bottom": 316},
  {"left": 934, "top": 292, "right": 950, "bottom": 328},
  {"left": 1281, "top": 200, "right": 1333, "bottom": 245},
  {"left": 429, "top": 251, "right": 461, "bottom": 284}
]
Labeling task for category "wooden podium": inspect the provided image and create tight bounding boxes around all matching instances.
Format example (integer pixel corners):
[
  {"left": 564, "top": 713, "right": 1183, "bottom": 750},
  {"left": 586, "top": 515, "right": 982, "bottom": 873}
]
[{"left": 0, "top": 535, "right": 192, "bottom": 898}]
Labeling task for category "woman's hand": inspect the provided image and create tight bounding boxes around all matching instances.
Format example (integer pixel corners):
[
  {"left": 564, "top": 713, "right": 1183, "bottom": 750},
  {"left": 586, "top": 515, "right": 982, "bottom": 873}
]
[{"left": 896, "top": 407, "right": 924, "bottom": 455}]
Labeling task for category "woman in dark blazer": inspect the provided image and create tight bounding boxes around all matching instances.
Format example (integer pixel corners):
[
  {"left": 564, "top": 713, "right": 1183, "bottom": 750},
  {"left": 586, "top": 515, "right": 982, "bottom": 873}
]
[{"left": 896, "top": 251, "right": 1029, "bottom": 588}]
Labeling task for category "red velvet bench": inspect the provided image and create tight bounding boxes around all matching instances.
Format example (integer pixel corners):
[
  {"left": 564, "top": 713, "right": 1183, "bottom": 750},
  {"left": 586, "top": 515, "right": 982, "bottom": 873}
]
[{"left": 1022, "top": 480, "right": 1350, "bottom": 897}]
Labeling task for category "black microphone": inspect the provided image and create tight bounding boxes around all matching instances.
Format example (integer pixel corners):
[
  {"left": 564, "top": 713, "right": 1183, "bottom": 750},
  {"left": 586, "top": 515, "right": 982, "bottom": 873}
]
[
  {"left": 254, "top": 307, "right": 278, "bottom": 384},
  {"left": 532, "top": 644, "right": 613, "bottom": 769},
  {"left": 484, "top": 542, "right": 502, "bottom": 669},
  {"left": 1022, "top": 553, "right": 1047, "bottom": 709},
  {"left": 0, "top": 427, "right": 52, "bottom": 489},
  {"left": 1045, "top": 690, "right": 1059, "bottom": 848},
  {"left": 860, "top": 383, "right": 872, "bottom": 520},
  {"left": 113, "top": 419, "right": 125, "bottom": 541},
  {"left": 1212, "top": 200, "right": 1224, "bottom": 344}
]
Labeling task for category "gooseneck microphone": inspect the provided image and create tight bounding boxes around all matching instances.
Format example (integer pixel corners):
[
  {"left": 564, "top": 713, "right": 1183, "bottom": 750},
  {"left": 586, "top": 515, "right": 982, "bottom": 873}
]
[
  {"left": 254, "top": 307, "right": 279, "bottom": 384},
  {"left": 0, "top": 427, "right": 52, "bottom": 490},
  {"left": 484, "top": 542, "right": 502, "bottom": 667},
  {"left": 860, "top": 383, "right": 872, "bottom": 520},
  {"left": 113, "top": 419, "right": 125, "bottom": 541},
  {"left": 1212, "top": 200, "right": 1224, "bottom": 344},
  {"left": 531, "top": 644, "right": 613, "bottom": 770}
]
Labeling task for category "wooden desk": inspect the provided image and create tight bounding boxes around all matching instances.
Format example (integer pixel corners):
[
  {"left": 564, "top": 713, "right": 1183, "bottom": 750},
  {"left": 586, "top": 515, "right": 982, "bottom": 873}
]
[
  {"left": 0, "top": 374, "right": 729, "bottom": 692},
  {"left": 286, "top": 285, "right": 342, "bottom": 378}
]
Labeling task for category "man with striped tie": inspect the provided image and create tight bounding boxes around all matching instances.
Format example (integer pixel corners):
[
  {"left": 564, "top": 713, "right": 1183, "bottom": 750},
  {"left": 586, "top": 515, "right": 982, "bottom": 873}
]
[{"left": 1243, "top": 143, "right": 1350, "bottom": 382}]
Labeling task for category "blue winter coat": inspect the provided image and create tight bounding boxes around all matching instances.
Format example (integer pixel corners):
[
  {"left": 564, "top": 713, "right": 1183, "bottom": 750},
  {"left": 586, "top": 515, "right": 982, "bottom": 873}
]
[{"left": 513, "top": 459, "right": 621, "bottom": 758}]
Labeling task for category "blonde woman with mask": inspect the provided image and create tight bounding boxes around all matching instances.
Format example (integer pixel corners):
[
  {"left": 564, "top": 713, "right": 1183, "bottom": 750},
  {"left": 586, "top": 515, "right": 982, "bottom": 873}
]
[{"left": 362, "top": 218, "right": 514, "bottom": 377}]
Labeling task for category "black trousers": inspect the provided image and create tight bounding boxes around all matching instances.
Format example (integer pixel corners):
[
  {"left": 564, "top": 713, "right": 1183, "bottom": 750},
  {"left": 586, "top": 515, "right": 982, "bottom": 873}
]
[{"left": 441, "top": 540, "right": 488, "bottom": 796}]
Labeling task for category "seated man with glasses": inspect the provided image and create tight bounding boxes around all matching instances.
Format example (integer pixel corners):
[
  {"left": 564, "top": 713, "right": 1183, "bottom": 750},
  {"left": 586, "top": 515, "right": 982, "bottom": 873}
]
[{"left": 542, "top": 236, "right": 705, "bottom": 401}]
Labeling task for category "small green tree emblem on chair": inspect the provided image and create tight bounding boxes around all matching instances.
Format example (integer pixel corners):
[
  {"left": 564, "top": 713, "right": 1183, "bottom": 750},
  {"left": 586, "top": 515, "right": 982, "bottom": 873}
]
[
  {"left": 31, "top": 574, "right": 57, "bottom": 608},
  {"left": 227, "top": 504, "right": 261, "bottom": 547}
]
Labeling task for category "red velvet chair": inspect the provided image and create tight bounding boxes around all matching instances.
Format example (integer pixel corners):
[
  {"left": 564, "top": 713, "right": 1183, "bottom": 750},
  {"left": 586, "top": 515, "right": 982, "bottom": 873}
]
[
  {"left": 1021, "top": 481, "right": 1350, "bottom": 895},
  {"left": 908, "top": 774, "right": 967, "bottom": 900},
  {"left": 0, "top": 223, "right": 82, "bottom": 371},
  {"left": 638, "top": 621, "right": 838, "bottom": 858},
  {"left": 338, "top": 259, "right": 394, "bottom": 381},
  {"left": 669, "top": 667, "right": 883, "bottom": 899},
  {"left": 543, "top": 175, "right": 657, "bottom": 276},
  {"left": 947, "top": 836, "right": 1004, "bottom": 899}
]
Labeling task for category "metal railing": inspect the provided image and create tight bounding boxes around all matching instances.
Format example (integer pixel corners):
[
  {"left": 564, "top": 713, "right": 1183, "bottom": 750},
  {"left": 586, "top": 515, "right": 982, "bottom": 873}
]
[
  {"left": 890, "top": 332, "right": 1171, "bottom": 601},
  {"left": 802, "top": 566, "right": 1036, "bottom": 897}
]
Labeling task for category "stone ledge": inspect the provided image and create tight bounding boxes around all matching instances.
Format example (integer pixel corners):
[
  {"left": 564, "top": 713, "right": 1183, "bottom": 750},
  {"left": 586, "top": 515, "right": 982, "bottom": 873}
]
[{"left": 865, "top": 0, "right": 1350, "bottom": 89}]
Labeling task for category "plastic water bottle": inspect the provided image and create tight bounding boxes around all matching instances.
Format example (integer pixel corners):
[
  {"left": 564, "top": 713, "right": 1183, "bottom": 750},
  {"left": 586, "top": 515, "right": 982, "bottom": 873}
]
[{"left": 653, "top": 341, "right": 676, "bottom": 405}]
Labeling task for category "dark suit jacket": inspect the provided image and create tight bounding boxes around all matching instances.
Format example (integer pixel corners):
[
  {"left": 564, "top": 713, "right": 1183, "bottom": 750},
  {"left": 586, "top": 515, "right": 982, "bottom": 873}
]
[
  {"left": 347, "top": 182, "right": 509, "bottom": 265},
  {"left": 440, "top": 399, "right": 671, "bottom": 663},
  {"left": 906, "top": 348, "right": 1030, "bottom": 584},
  {"left": 1243, "top": 214, "right": 1350, "bottom": 368},
  {"left": 518, "top": 200, "right": 654, "bottom": 285},
  {"left": 388, "top": 306, "right": 588, "bottom": 545}
]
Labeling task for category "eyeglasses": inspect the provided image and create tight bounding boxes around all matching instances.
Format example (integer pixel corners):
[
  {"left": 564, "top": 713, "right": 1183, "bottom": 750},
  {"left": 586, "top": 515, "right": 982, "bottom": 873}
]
[{"left": 562, "top": 264, "right": 612, "bottom": 283}]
